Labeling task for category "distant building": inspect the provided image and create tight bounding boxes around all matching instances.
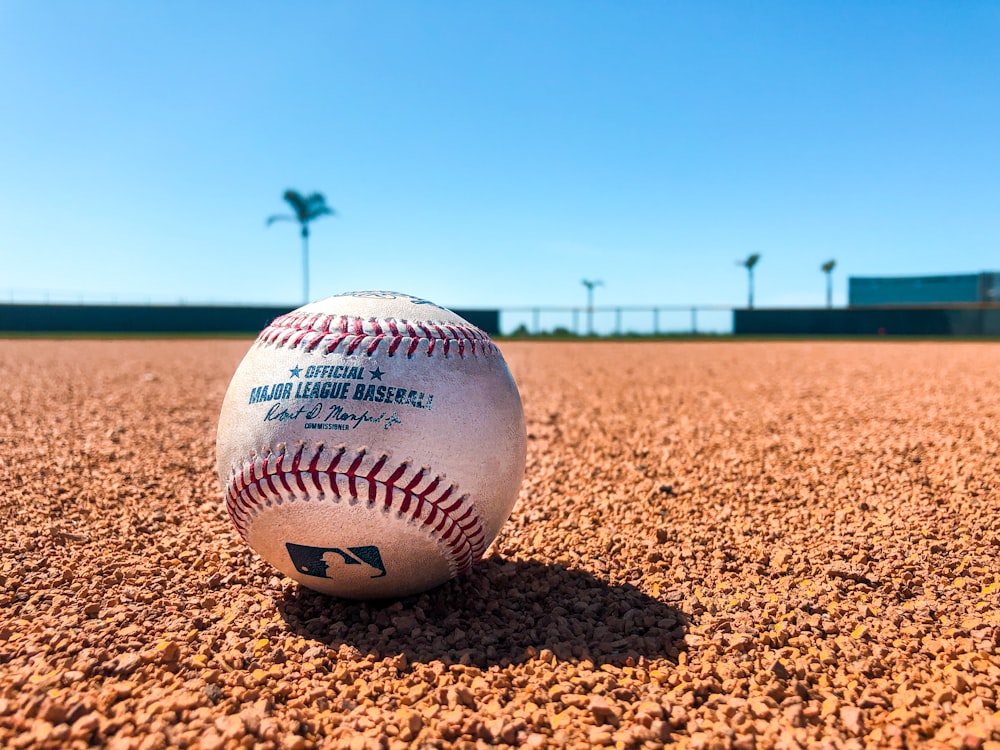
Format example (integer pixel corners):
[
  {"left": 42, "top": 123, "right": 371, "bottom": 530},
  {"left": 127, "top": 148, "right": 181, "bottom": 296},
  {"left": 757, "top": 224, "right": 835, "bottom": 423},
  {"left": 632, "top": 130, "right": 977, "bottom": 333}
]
[{"left": 849, "top": 272, "right": 1000, "bottom": 306}]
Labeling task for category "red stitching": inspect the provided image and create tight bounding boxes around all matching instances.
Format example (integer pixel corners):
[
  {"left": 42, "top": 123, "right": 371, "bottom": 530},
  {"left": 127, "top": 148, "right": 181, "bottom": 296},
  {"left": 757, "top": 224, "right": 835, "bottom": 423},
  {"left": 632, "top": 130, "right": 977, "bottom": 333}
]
[
  {"left": 345, "top": 335, "right": 364, "bottom": 355},
  {"left": 224, "top": 445, "right": 487, "bottom": 576},
  {"left": 257, "top": 313, "right": 499, "bottom": 358}
]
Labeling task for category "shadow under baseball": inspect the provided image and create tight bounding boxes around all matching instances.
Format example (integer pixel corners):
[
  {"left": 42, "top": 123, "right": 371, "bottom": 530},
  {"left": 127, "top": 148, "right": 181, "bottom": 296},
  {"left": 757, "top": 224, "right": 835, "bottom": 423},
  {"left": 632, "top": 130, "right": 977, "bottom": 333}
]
[{"left": 276, "top": 556, "right": 688, "bottom": 669}]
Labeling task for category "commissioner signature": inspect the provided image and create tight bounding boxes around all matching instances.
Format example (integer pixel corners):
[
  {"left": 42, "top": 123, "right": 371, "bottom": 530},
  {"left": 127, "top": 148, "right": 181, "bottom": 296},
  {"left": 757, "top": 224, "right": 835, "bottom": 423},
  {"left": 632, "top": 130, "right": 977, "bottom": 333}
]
[{"left": 265, "top": 402, "right": 402, "bottom": 430}]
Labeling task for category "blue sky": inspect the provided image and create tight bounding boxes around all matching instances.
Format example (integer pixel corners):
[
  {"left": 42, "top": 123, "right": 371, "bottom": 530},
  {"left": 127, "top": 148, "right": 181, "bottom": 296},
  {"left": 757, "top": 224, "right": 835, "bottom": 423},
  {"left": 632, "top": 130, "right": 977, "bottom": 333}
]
[{"left": 2, "top": 1, "right": 999, "bottom": 331}]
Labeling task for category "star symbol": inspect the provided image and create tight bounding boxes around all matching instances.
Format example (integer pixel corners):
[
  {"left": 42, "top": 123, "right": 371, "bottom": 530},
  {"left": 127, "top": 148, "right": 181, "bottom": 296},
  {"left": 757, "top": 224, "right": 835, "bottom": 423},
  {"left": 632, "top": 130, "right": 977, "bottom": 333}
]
[
  {"left": 289, "top": 366, "right": 302, "bottom": 378},
  {"left": 369, "top": 367, "right": 384, "bottom": 381}
]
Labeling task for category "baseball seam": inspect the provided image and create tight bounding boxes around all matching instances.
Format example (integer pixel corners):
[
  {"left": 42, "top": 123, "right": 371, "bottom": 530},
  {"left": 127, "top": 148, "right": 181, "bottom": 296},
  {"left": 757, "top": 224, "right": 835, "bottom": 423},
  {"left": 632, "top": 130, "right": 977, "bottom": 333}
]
[
  {"left": 257, "top": 313, "right": 499, "bottom": 358},
  {"left": 224, "top": 443, "right": 488, "bottom": 576}
]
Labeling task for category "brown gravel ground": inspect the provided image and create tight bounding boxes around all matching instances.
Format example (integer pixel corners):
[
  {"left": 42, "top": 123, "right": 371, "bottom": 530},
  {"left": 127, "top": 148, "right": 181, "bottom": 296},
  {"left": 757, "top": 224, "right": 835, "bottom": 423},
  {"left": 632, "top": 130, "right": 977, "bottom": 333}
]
[{"left": 2, "top": 339, "right": 1000, "bottom": 750}]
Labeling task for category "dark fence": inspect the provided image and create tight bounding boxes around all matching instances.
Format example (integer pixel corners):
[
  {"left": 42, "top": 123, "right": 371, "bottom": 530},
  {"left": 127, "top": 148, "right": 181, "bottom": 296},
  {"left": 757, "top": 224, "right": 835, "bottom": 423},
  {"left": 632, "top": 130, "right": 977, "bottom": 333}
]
[
  {"left": 11, "top": 302, "right": 1000, "bottom": 338},
  {"left": 0, "top": 304, "right": 501, "bottom": 336},
  {"left": 501, "top": 305, "right": 734, "bottom": 335},
  {"left": 734, "top": 306, "right": 1000, "bottom": 337}
]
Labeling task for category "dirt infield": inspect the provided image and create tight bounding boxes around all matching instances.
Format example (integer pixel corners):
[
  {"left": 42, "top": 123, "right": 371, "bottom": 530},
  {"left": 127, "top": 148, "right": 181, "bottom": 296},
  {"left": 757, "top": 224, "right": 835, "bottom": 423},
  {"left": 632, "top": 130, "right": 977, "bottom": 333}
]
[{"left": 2, "top": 339, "right": 999, "bottom": 749}]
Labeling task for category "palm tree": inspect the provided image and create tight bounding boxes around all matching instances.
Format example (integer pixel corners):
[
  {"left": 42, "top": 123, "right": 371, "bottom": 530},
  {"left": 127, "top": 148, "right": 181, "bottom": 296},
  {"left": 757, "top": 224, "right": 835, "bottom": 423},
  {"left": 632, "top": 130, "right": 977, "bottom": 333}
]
[
  {"left": 267, "top": 190, "right": 335, "bottom": 304},
  {"left": 821, "top": 259, "right": 836, "bottom": 308},
  {"left": 740, "top": 253, "right": 761, "bottom": 309}
]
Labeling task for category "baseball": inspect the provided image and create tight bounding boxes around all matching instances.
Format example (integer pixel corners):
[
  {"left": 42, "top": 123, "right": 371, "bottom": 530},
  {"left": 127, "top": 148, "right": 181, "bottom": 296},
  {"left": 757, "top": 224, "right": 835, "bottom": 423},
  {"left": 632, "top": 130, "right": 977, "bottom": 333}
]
[{"left": 216, "top": 291, "right": 527, "bottom": 599}]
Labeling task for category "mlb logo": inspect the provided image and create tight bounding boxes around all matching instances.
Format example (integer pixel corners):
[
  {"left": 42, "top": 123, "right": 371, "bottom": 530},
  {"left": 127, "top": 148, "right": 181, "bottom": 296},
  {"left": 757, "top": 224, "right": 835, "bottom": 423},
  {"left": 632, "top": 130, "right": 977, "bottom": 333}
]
[{"left": 285, "top": 543, "right": 387, "bottom": 579}]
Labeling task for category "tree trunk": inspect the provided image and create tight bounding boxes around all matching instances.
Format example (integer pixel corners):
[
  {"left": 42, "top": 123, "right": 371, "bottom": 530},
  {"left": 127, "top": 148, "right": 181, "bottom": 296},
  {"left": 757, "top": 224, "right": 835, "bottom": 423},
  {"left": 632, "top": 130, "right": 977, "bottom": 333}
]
[{"left": 301, "top": 226, "right": 310, "bottom": 304}]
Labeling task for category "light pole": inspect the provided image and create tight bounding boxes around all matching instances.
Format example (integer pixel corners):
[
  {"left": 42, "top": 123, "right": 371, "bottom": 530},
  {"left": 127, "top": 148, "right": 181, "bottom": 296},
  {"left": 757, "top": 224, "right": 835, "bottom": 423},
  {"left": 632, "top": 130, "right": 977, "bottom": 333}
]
[
  {"left": 740, "top": 254, "right": 761, "bottom": 309},
  {"left": 581, "top": 279, "right": 603, "bottom": 336},
  {"left": 821, "top": 260, "right": 836, "bottom": 308}
]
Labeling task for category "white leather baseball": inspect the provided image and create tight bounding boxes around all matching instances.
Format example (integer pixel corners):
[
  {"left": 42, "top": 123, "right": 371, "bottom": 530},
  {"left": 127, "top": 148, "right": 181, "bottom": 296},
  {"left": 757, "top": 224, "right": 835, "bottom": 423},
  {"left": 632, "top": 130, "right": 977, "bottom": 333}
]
[{"left": 216, "top": 291, "right": 526, "bottom": 599}]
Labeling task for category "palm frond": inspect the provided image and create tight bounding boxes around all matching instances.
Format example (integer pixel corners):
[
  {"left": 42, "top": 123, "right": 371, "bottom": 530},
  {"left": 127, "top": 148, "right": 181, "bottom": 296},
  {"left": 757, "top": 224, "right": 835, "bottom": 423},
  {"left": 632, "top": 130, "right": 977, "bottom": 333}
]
[
  {"left": 266, "top": 214, "right": 294, "bottom": 227},
  {"left": 282, "top": 190, "right": 311, "bottom": 222},
  {"left": 304, "top": 192, "right": 334, "bottom": 219},
  {"left": 278, "top": 189, "right": 335, "bottom": 223}
]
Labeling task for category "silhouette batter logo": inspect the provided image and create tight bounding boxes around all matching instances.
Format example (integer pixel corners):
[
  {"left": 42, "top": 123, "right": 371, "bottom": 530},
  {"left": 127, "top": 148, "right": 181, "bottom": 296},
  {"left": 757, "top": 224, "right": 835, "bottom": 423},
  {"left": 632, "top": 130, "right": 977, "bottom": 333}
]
[{"left": 285, "top": 543, "right": 387, "bottom": 579}]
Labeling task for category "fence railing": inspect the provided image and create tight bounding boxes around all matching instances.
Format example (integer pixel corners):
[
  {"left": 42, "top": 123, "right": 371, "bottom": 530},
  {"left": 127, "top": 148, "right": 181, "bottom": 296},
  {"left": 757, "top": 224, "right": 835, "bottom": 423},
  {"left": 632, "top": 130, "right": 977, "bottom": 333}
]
[{"left": 499, "top": 305, "right": 736, "bottom": 336}]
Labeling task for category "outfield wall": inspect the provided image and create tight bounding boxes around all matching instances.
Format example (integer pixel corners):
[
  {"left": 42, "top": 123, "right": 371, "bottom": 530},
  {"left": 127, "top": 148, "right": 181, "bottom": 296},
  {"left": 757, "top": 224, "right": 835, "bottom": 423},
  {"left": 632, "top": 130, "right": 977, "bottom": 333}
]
[
  {"left": 734, "top": 306, "right": 1000, "bottom": 336},
  {"left": 0, "top": 304, "right": 501, "bottom": 336}
]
